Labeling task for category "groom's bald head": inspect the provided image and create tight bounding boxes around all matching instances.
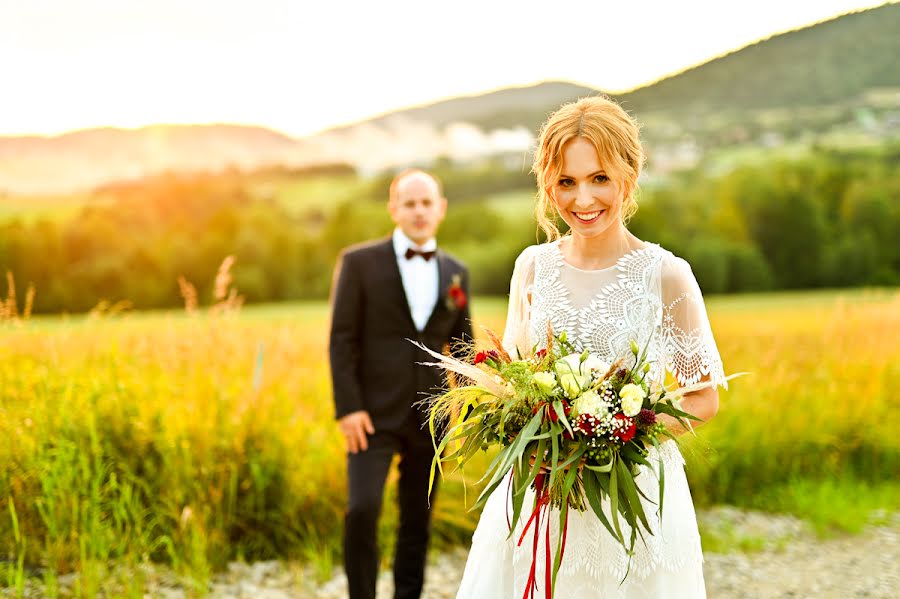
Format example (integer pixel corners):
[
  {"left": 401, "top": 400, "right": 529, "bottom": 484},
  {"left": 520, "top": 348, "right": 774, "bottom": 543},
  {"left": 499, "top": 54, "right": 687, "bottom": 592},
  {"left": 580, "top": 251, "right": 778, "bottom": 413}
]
[
  {"left": 389, "top": 169, "right": 443, "bottom": 205},
  {"left": 387, "top": 169, "right": 447, "bottom": 246}
]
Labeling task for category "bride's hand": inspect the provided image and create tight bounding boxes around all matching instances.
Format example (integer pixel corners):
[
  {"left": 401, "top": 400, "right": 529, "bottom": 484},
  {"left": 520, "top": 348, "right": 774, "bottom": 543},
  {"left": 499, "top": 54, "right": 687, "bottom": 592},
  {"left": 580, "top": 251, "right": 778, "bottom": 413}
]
[
  {"left": 528, "top": 452, "right": 550, "bottom": 473},
  {"left": 659, "top": 385, "right": 718, "bottom": 437}
]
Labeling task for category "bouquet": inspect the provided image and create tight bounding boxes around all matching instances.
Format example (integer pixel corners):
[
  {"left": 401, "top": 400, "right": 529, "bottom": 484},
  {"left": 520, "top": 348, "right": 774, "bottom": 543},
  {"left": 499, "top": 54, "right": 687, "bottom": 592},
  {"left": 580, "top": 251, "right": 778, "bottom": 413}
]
[{"left": 414, "top": 326, "right": 721, "bottom": 598}]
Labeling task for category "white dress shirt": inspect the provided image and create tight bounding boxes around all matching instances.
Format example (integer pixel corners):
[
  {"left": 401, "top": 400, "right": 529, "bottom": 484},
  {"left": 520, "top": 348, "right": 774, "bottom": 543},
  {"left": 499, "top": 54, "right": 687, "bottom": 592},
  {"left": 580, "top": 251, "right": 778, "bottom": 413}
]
[{"left": 392, "top": 228, "right": 439, "bottom": 332}]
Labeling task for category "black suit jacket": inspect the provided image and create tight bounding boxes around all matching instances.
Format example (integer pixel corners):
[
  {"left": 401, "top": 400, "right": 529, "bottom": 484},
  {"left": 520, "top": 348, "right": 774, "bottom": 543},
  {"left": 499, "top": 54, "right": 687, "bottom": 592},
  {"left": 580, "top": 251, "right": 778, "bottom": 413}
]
[{"left": 328, "top": 238, "right": 474, "bottom": 433}]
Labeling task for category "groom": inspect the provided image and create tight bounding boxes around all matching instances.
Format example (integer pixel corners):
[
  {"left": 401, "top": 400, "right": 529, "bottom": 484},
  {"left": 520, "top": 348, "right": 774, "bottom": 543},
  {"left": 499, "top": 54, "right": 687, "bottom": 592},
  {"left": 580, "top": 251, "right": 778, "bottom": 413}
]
[{"left": 329, "top": 169, "right": 473, "bottom": 599}]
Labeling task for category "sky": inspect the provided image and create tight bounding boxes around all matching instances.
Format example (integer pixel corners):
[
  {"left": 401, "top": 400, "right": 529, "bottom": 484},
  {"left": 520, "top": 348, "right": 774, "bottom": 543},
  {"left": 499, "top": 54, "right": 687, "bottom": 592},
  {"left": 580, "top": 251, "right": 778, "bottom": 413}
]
[{"left": 0, "top": 0, "right": 890, "bottom": 138}]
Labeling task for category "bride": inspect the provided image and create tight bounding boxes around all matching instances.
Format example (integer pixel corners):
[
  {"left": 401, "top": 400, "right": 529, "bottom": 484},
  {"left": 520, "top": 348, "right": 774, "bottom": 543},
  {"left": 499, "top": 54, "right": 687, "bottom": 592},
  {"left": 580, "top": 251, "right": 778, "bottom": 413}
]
[{"left": 455, "top": 97, "right": 727, "bottom": 598}]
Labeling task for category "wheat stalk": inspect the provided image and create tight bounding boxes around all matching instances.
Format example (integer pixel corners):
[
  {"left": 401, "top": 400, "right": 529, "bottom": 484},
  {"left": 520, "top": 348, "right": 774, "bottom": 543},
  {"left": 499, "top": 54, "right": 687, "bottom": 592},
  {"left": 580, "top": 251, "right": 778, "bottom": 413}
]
[
  {"left": 211, "top": 256, "right": 243, "bottom": 315},
  {"left": 5, "top": 271, "right": 17, "bottom": 320},
  {"left": 214, "top": 256, "right": 236, "bottom": 302},
  {"left": 177, "top": 275, "right": 198, "bottom": 314},
  {"left": 23, "top": 284, "right": 35, "bottom": 320}
]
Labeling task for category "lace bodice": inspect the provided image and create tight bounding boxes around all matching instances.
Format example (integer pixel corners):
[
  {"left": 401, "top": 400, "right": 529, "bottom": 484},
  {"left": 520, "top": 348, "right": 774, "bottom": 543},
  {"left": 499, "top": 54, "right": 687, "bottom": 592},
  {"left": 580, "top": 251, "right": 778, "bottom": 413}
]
[{"left": 502, "top": 240, "right": 726, "bottom": 391}]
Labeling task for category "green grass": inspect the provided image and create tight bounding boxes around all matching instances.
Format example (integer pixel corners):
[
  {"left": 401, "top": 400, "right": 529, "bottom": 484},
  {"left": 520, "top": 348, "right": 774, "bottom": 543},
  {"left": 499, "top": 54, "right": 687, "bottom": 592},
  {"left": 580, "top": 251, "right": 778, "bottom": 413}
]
[
  {"left": 246, "top": 173, "right": 373, "bottom": 217},
  {"left": 0, "top": 192, "right": 108, "bottom": 223},
  {"left": 0, "top": 173, "right": 371, "bottom": 225},
  {"left": 742, "top": 477, "right": 899, "bottom": 536},
  {"left": 699, "top": 525, "right": 773, "bottom": 555},
  {"left": 483, "top": 189, "right": 534, "bottom": 221}
]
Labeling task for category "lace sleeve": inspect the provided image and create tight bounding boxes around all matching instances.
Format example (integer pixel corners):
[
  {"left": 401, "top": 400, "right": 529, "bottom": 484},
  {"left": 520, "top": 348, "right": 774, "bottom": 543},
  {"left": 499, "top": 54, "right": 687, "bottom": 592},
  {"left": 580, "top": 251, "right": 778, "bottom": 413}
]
[
  {"left": 660, "top": 255, "right": 727, "bottom": 390},
  {"left": 502, "top": 246, "right": 538, "bottom": 359}
]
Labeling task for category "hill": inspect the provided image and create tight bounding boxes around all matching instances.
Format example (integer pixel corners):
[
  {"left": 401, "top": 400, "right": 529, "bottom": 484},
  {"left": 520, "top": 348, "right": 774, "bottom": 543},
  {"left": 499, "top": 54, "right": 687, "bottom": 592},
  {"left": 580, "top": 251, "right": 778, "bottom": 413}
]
[
  {"left": 363, "top": 3, "right": 899, "bottom": 130},
  {"left": 0, "top": 124, "right": 315, "bottom": 195},
  {"left": 331, "top": 80, "right": 600, "bottom": 132},
  {"left": 621, "top": 3, "right": 900, "bottom": 115}
]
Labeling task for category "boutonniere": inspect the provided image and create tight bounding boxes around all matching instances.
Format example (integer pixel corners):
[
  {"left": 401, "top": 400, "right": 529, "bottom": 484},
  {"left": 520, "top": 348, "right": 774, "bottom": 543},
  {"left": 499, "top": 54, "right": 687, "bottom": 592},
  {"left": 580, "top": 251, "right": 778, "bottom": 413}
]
[{"left": 445, "top": 274, "right": 467, "bottom": 311}]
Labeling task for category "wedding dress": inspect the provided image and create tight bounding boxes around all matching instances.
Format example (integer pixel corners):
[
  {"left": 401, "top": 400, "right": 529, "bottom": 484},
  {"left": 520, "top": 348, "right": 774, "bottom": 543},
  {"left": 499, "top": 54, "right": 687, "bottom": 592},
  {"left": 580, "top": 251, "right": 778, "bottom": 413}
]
[{"left": 455, "top": 240, "right": 727, "bottom": 599}]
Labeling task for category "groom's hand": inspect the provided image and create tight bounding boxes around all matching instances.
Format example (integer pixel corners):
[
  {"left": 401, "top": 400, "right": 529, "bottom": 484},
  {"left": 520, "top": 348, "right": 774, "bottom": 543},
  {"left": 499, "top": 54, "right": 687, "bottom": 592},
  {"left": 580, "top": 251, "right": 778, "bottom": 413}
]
[{"left": 339, "top": 411, "right": 375, "bottom": 454}]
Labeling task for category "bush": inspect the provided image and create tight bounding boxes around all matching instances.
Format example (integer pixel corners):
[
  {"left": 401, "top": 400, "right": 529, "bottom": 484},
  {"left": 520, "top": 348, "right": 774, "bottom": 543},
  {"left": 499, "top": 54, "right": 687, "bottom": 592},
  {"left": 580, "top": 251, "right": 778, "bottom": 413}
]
[
  {"left": 685, "top": 238, "right": 731, "bottom": 294},
  {"left": 728, "top": 243, "right": 775, "bottom": 292}
]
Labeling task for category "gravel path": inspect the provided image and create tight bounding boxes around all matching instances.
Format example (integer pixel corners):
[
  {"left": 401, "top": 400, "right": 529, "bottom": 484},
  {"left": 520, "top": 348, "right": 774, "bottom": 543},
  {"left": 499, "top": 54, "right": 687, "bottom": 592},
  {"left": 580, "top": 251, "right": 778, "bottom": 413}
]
[
  {"left": 6, "top": 509, "right": 898, "bottom": 598},
  {"left": 305, "top": 509, "right": 899, "bottom": 599}
]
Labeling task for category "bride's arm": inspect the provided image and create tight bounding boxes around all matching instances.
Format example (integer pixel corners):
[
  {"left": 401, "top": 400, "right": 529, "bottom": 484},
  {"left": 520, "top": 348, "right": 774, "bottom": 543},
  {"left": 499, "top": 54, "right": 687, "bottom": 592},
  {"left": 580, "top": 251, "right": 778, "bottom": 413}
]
[
  {"left": 658, "top": 384, "right": 719, "bottom": 437},
  {"left": 659, "top": 255, "right": 727, "bottom": 436},
  {"left": 502, "top": 247, "right": 537, "bottom": 358}
]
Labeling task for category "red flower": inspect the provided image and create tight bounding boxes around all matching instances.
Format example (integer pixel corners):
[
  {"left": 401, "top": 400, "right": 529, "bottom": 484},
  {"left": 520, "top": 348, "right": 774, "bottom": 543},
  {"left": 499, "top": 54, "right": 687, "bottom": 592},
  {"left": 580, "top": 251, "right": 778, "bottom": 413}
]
[
  {"left": 446, "top": 275, "right": 467, "bottom": 310},
  {"left": 473, "top": 351, "right": 487, "bottom": 365},
  {"left": 534, "top": 349, "right": 547, "bottom": 361},
  {"left": 613, "top": 413, "right": 636, "bottom": 443},
  {"left": 576, "top": 414, "right": 595, "bottom": 436},
  {"left": 547, "top": 404, "right": 559, "bottom": 423},
  {"left": 449, "top": 286, "right": 467, "bottom": 308},
  {"left": 545, "top": 400, "right": 569, "bottom": 424}
]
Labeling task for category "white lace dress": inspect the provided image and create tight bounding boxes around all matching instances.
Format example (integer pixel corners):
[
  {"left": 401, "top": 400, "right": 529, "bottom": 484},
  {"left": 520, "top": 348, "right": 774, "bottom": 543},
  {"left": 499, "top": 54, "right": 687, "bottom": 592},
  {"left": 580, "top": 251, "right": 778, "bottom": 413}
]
[{"left": 455, "top": 240, "right": 727, "bottom": 599}]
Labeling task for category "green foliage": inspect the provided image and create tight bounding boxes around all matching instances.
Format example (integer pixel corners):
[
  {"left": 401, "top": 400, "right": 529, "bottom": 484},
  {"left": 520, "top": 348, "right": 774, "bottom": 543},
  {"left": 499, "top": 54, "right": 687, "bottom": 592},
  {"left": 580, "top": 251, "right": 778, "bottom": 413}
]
[
  {"left": 727, "top": 244, "right": 775, "bottom": 291},
  {"left": 632, "top": 144, "right": 900, "bottom": 293},
  {"left": 739, "top": 478, "right": 900, "bottom": 536},
  {"left": 0, "top": 144, "right": 898, "bottom": 313},
  {"left": 686, "top": 238, "right": 731, "bottom": 294}
]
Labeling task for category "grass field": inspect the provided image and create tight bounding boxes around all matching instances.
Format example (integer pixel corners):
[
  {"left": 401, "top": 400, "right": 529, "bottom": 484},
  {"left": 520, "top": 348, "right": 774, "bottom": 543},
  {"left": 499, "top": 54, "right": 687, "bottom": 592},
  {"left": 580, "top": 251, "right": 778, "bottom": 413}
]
[
  {"left": 245, "top": 174, "right": 375, "bottom": 218},
  {"left": 1, "top": 289, "right": 898, "bottom": 595},
  {"left": 0, "top": 192, "right": 110, "bottom": 223},
  {"left": 0, "top": 173, "right": 373, "bottom": 225}
]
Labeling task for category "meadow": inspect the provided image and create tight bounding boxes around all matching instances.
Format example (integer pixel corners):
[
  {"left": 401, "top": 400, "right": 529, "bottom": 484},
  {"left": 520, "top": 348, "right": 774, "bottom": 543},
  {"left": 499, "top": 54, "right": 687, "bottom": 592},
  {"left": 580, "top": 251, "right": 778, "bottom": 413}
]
[{"left": 1, "top": 289, "right": 898, "bottom": 596}]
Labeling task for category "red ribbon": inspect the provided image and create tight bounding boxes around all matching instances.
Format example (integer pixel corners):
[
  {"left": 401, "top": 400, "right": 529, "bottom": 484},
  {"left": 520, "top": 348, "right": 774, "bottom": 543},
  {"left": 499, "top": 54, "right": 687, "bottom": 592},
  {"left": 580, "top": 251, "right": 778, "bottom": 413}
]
[
  {"left": 506, "top": 469, "right": 514, "bottom": 530},
  {"left": 511, "top": 471, "right": 572, "bottom": 599},
  {"left": 544, "top": 508, "right": 551, "bottom": 598}
]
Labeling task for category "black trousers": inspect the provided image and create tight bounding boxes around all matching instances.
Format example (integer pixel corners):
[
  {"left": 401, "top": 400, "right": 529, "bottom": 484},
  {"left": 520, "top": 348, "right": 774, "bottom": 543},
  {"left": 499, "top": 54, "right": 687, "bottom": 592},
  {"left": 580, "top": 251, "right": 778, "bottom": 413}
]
[{"left": 344, "top": 411, "right": 439, "bottom": 599}]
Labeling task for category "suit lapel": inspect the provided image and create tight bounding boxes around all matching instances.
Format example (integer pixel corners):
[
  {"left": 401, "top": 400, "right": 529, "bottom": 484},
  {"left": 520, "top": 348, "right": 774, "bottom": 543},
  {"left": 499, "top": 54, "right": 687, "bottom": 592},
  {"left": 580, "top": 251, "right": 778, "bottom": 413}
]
[
  {"left": 423, "top": 251, "right": 453, "bottom": 333},
  {"left": 380, "top": 239, "right": 418, "bottom": 331}
]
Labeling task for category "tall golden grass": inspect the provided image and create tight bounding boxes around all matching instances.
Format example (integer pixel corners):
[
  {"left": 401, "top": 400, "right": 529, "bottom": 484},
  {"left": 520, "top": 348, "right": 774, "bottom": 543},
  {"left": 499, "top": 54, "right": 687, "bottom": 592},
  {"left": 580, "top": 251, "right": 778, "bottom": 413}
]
[
  {"left": 1, "top": 271, "right": 35, "bottom": 323},
  {"left": 1, "top": 290, "right": 897, "bottom": 593}
]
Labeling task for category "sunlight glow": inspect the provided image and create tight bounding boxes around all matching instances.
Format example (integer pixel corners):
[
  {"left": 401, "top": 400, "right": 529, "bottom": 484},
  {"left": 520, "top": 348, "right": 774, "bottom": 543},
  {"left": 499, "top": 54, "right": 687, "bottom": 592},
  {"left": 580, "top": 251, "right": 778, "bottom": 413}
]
[{"left": 0, "top": 0, "right": 888, "bottom": 138}]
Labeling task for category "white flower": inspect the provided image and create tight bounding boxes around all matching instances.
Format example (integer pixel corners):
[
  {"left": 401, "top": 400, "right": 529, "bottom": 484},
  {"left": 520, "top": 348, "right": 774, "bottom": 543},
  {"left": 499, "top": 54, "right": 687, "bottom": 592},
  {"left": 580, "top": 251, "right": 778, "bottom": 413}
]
[
  {"left": 533, "top": 371, "right": 557, "bottom": 394},
  {"left": 621, "top": 395, "right": 642, "bottom": 417},
  {"left": 573, "top": 390, "right": 609, "bottom": 419},
  {"left": 556, "top": 352, "right": 609, "bottom": 379},
  {"left": 555, "top": 354, "right": 587, "bottom": 398},
  {"left": 619, "top": 383, "right": 645, "bottom": 417},
  {"left": 583, "top": 355, "right": 611, "bottom": 379},
  {"left": 558, "top": 372, "right": 585, "bottom": 399},
  {"left": 620, "top": 383, "right": 645, "bottom": 402},
  {"left": 648, "top": 382, "right": 664, "bottom": 405},
  {"left": 556, "top": 353, "right": 583, "bottom": 376}
]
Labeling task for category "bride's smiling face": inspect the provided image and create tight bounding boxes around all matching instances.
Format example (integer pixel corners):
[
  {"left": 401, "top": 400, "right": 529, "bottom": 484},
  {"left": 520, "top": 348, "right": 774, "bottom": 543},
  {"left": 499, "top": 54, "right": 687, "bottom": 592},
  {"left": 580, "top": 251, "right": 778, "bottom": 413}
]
[{"left": 552, "top": 137, "right": 624, "bottom": 237}]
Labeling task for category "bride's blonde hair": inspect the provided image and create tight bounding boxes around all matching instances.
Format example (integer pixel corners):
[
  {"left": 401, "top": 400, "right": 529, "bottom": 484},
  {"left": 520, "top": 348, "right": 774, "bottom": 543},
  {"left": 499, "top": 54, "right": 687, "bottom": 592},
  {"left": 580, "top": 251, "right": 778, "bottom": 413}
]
[{"left": 532, "top": 96, "right": 645, "bottom": 240}]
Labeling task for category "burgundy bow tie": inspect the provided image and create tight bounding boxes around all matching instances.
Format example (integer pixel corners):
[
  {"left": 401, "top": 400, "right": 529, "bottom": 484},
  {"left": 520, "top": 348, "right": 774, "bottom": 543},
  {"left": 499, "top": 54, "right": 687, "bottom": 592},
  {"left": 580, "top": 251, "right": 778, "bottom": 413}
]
[{"left": 405, "top": 247, "right": 436, "bottom": 261}]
